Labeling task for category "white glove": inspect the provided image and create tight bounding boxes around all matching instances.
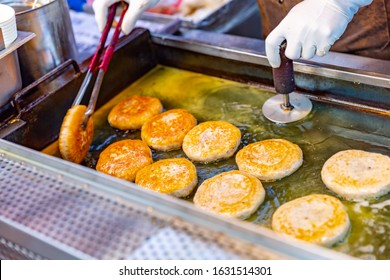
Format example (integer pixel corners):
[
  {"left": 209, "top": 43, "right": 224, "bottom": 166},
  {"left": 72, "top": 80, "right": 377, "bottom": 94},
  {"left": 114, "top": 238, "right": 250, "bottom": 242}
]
[
  {"left": 265, "top": 0, "right": 373, "bottom": 68},
  {"left": 93, "top": 0, "right": 160, "bottom": 35}
]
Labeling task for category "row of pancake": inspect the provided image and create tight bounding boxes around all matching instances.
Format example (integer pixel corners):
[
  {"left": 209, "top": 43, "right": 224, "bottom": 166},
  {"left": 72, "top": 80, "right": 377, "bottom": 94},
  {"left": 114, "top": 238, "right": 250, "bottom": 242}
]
[{"left": 62, "top": 95, "right": 390, "bottom": 247}]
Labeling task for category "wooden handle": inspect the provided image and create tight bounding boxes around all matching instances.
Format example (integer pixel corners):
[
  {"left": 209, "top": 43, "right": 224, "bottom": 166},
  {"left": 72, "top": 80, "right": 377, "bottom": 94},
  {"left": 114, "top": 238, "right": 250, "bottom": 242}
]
[{"left": 272, "top": 41, "right": 295, "bottom": 95}]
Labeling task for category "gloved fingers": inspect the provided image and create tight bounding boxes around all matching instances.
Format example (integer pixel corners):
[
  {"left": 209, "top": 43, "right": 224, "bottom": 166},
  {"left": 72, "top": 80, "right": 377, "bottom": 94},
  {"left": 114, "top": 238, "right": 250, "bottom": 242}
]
[
  {"left": 284, "top": 40, "right": 302, "bottom": 61},
  {"left": 301, "top": 42, "right": 316, "bottom": 60},
  {"left": 121, "top": 0, "right": 160, "bottom": 34},
  {"left": 121, "top": 9, "right": 141, "bottom": 35},
  {"left": 315, "top": 43, "right": 331, "bottom": 57},
  {"left": 265, "top": 33, "right": 286, "bottom": 68},
  {"left": 93, "top": 0, "right": 122, "bottom": 32}
]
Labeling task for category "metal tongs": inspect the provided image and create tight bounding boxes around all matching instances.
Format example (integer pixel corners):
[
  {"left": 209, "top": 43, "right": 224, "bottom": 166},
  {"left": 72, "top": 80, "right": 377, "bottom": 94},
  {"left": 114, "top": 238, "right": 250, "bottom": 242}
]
[{"left": 72, "top": 2, "right": 129, "bottom": 129}]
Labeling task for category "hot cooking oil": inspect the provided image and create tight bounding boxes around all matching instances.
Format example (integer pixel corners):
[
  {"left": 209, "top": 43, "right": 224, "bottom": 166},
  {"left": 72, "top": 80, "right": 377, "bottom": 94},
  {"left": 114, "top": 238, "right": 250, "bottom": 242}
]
[{"left": 43, "top": 65, "right": 390, "bottom": 260}]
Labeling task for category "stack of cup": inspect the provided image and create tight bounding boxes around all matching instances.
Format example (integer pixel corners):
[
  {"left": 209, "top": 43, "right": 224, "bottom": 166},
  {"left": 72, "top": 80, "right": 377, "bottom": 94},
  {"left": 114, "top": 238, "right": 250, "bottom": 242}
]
[{"left": 0, "top": 4, "right": 17, "bottom": 49}]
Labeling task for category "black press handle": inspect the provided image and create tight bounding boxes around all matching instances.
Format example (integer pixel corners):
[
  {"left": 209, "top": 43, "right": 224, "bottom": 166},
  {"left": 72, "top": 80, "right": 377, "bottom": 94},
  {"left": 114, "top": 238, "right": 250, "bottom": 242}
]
[{"left": 272, "top": 41, "right": 295, "bottom": 95}]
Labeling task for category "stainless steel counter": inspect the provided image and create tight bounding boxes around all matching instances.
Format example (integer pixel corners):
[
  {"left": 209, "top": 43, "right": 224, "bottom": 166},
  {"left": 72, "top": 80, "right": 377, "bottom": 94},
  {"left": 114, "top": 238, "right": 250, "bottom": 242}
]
[{"left": 180, "top": 30, "right": 390, "bottom": 76}]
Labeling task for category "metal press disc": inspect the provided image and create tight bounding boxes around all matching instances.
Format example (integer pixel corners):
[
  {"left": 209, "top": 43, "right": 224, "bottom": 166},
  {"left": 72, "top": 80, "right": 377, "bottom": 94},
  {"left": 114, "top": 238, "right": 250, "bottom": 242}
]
[{"left": 262, "top": 92, "right": 313, "bottom": 124}]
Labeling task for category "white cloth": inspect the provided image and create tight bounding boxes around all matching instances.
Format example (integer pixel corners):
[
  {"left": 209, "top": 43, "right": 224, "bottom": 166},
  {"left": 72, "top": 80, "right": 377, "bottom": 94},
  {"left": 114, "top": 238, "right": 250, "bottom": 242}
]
[
  {"left": 93, "top": 0, "right": 160, "bottom": 34},
  {"left": 265, "top": 0, "right": 373, "bottom": 68}
]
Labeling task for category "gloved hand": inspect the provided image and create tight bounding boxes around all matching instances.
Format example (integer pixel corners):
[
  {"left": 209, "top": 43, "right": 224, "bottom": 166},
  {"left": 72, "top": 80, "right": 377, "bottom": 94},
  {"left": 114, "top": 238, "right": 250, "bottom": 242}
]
[
  {"left": 93, "top": 0, "right": 160, "bottom": 35},
  {"left": 265, "top": 0, "right": 373, "bottom": 68}
]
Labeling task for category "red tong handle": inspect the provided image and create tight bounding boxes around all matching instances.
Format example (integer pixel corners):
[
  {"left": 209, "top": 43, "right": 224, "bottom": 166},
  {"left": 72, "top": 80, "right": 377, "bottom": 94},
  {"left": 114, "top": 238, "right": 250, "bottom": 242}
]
[
  {"left": 99, "top": 3, "right": 129, "bottom": 73},
  {"left": 89, "top": 3, "right": 118, "bottom": 73}
]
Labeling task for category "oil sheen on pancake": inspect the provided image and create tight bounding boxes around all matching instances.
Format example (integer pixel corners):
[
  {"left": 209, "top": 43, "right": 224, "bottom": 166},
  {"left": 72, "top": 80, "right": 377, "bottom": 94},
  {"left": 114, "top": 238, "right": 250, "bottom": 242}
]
[
  {"left": 321, "top": 150, "right": 390, "bottom": 201},
  {"left": 59, "top": 105, "right": 94, "bottom": 164},
  {"left": 193, "top": 170, "right": 265, "bottom": 219},
  {"left": 135, "top": 158, "right": 197, "bottom": 197},
  {"left": 272, "top": 194, "right": 350, "bottom": 246},
  {"left": 141, "top": 109, "right": 197, "bottom": 151},
  {"left": 108, "top": 95, "right": 163, "bottom": 130},
  {"left": 235, "top": 139, "right": 303, "bottom": 181},
  {"left": 96, "top": 139, "right": 153, "bottom": 182},
  {"left": 182, "top": 121, "right": 241, "bottom": 162}
]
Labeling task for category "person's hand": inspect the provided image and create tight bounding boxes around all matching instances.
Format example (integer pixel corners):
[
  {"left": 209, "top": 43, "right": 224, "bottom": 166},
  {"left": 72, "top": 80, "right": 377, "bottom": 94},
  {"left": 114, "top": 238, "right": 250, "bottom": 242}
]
[
  {"left": 265, "top": 0, "right": 373, "bottom": 68},
  {"left": 93, "top": 0, "right": 160, "bottom": 35}
]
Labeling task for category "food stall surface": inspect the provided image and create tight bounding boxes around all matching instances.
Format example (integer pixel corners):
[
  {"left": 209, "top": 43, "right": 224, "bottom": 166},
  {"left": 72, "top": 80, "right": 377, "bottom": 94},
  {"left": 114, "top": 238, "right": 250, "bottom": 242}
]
[{"left": 0, "top": 29, "right": 389, "bottom": 260}]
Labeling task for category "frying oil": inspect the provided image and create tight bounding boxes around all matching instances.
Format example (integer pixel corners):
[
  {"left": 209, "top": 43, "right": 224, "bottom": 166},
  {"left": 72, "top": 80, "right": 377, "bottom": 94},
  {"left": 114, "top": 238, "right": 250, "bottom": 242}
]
[{"left": 43, "top": 65, "right": 390, "bottom": 259}]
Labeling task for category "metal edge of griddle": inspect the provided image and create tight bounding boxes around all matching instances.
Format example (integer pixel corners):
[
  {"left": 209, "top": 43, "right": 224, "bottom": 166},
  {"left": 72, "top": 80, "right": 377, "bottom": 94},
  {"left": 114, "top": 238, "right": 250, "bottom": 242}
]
[
  {"left": 0, "top": 119, "right": 26, "bottom": 139},
  {"left": 151, "top": 33, "right": 390, "bottom": 90},
  {"left": 0, "top": 139, "right": 354, "bottom": 260},
  {"left": 300, "top": 92, "right": 390, "bottom": 116}
]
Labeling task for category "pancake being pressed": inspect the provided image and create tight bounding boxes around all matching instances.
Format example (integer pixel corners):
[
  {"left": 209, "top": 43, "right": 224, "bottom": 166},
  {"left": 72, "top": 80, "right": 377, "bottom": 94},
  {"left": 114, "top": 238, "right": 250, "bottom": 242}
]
[
  {"left": 59, "top": 105, "right": 94, "bottom": 164},
  {"left": 96, "top": 139, "right": 153, "bottom": 182},
  {"left": 108, "top": 95, "right": 163, "bottom": 130},
  {"left": 135, "top": 158, "right": 197, "bottom": 197},
  {"left": 321, "top": 149, "right": 390, "bottom": 201},
  {"left": 193, "top": 170, "right": 265, "bottom": 219},
  {"left": 182, "top": 120, "right": 241, "bottom": 163},
  {"left": 141, "top": 109, "right": 197, "bottom": 151},
  {"left": 236, "top": 139, "right": 303, "bottom": 181},
  {"left": 272, "top": 194, "right": 350, "bottom": 246}
]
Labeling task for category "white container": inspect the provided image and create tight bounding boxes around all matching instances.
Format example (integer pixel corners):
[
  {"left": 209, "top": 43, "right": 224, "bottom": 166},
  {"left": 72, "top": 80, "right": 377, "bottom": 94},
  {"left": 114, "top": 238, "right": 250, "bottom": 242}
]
[{"left": 0, "top": 4, "right": 17, "bottom": 48}]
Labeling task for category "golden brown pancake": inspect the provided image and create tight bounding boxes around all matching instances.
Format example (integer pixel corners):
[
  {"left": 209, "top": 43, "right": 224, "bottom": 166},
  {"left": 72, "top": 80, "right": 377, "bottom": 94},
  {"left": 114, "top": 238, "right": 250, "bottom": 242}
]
[
  {"left": 182, "top": 121, "right": 241, "bottom": 162},
  {"left": 141, "top": 109, "right": 197, "bottom": 151},
  {"left": 236, "top": 139, "right": 303, "bottom": 181},
  {"left": 108, "top": 95, "right": 163, "bottom": 130},
  {"left": 96, "top": 139, "right": 153, "bottom": 182},
  {"left": 193, "top": 170, "right": 265, "bottom": 219},
  {"left": 135, "top": 158, "right": 197, "bottom": 197},
  {"left": 272, "top": 194, "right": 350, "bottom": 246},
  {"left": 59, "top": 105, "right": 94, "bottom": 164},
  {"left": 321, "top": 150, "right": 390, "bottom": 201}
]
